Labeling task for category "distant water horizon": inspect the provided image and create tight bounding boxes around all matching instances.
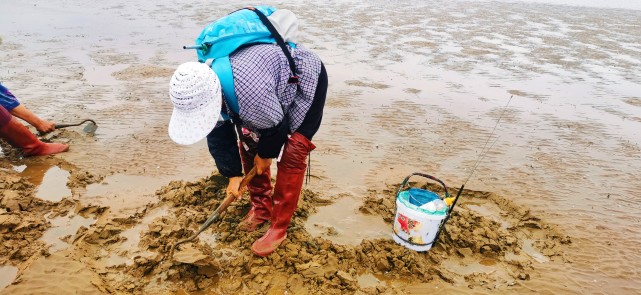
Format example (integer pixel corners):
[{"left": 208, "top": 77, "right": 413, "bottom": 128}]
[{"left": 487, "top": 0, "right": 641, "bottom": 10}]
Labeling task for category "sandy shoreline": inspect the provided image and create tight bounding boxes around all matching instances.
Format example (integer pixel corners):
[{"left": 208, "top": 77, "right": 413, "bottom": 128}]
[{"left": 2, "top": 0, "right": 641, "bottom": 293}]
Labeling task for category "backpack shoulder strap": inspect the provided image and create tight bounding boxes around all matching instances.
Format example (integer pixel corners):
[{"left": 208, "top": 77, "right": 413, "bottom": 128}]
[
  {"left": 206, "top": 58, "right": 238, "bottom": 122},
  {"left": 247, "top": 7, "right": 299, "bottom": 84}
]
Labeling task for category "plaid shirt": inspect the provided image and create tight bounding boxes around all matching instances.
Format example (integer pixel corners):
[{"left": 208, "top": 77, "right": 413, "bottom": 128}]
[
  {"left": 229, "top": 43, "right": 322, "bottom": 132},
  {"left": 207, "top": 43, "right": 322, "bottom": 176}
]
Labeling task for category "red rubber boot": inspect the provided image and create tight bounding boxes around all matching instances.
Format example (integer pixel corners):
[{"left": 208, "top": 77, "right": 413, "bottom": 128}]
[
  {"left": 251, "top": 132, "right": 315, "bottom": 257},
  {"left": 237, "top": 142, "right": 273, "bottom": 232},
  {"left": 0, "top": 117, "right": 68, "bottom": 157}
]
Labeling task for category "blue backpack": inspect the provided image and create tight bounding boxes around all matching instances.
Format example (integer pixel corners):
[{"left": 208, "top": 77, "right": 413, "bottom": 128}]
[{"left": 185, "top": 6, "right": 299, "bottom": 120}]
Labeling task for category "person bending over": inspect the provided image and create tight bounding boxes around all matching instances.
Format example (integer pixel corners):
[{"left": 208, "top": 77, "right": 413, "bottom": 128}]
[{"left": 167, "top": 39, "right": 327, "bottom": 256}]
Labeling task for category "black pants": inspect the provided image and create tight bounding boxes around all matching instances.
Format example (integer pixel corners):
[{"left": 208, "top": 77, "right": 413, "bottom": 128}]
[{"left": 295, "top": 63, "right": 328, "bottom": 141}]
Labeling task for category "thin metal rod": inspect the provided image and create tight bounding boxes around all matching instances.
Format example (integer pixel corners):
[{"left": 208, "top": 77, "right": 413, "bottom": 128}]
[
  {"left": 183, "top": 45, "right": 202, "bottom": 50},
  {"left": 55, "top": 119, "right": 97, "bottom": 128},
  {"left": 168, "top": 167, "right": 256, "bottom": 258},
  {"left": 463, "top": 135, "right": 500, "bottom": 185},
  {"left": 461, "top": 95, "right": 513, "bottom": 186}
]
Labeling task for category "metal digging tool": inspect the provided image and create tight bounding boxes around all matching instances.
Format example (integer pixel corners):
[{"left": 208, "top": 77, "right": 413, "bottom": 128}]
[
  {"left": 55, "top": 119, "right": 98, "bottom": 134},
  {"left": 169, "top": 167, "right": 257, "bottom": 258}
]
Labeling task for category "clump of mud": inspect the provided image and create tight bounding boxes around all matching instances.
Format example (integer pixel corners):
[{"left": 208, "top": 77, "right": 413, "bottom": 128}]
[
  {"left": 0, "top": 170, "right": 50, "bottom": 266},
  {"left": 67, "top": 174, "right": 570, "bottom": 294},
  {"left": 0, "top": 141, "right": 21, "bottom": 159},
  {"left": 72, "top": 175, "right": 440, "bottom": 294},
  {"left": 0, "top": 156, "right": 105, "bottom": 280},
  {"left": 119, "top": 175, "right": 370, "bottom": 294},
  {"left": 361, "top": 182, "right": 572, "bottom": 287},
  {"left": 1, "top": 166, "right": 573, "bottom": 294},
  {"left": 66, "top": 170, "right": 103, "bottom": 188}
]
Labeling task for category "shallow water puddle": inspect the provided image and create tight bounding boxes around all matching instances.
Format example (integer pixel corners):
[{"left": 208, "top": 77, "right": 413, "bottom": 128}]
[
  {"left": 305, "top": 196, "right": 389, "bottom": 245},
  {"left": 41, "top": 212, "right": 96, "bottom": 253},
  {"left": 0, "top": 265, "right": 18, "bottom": 290},
  {"left": 522, "top": 239, "right": 550, "bottom": 263},
  {"left": 84, "top": 174, "right": 170, "bottom": 212},
  {"left": 0, "top": 252, "right": 102, "bottom": 294},
  {"left": 30, "top": 166, "right": 71, "bottom": 202},
  {"left": 17, "top": 161, "right": 54, "bottom": 185},
  {"left": 479, "top": 258, "right": 498, "bottom": 266}
]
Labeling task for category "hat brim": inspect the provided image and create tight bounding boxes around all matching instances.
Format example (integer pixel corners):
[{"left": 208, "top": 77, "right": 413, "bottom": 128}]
[{"left": 168, "top": 99, "right": 221, "bottom": 145}]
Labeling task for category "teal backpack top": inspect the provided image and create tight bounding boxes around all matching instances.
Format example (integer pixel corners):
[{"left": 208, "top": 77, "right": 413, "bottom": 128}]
[{"left": 185, "top": 6, "right": 299, "bottom": 121}]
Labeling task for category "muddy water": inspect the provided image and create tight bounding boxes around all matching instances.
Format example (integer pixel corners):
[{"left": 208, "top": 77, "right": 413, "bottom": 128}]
[
  {"left": 83, "top": 174, "right": 171, "bottom": 214},
  {"left": 32, "top": 167, "right": 71, "bottom": 202},
  {"left": 41, "top": 212, "right": 96, "bottom": 253},
  {"left": 0, "top": 266, "right": 18, "bottom": 290},
  {"left": 1, "top": 0, "right": 641, "bottom": 293},
  {"left": 305, "top": 195, "right": 389, "bottom": 245}
]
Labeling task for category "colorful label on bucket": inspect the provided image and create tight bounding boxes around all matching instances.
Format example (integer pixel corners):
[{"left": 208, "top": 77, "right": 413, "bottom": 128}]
[{"left": 394, "top": 213, "right": 427, "bottom": 245}]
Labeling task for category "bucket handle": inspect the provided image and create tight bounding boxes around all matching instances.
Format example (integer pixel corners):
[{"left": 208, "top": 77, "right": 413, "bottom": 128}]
[{"left": 396, "top": 173, "right": 450, "bottom": 200}]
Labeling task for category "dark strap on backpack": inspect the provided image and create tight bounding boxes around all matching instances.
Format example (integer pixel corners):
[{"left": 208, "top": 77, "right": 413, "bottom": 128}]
[{"left": 247, "top": 7, "right": 300, "bottom": 84}]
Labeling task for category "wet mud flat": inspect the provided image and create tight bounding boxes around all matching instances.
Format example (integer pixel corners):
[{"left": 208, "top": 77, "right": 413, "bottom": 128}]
[
  {"left": 1, "top": 0, "right": 640, "bottom": 293},
  {"left": 1, "top": 156, "right": 572, "bottom": 294}
]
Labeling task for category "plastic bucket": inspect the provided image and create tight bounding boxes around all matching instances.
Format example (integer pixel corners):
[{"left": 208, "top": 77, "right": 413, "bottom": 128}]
[{"left": 392, "top": 173, "right": 450, "bottom": 252}]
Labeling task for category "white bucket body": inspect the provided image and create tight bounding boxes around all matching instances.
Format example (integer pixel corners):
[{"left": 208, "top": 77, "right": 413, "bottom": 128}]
[{"left": 392, "top": 198, "right": 446, "bottom": 251}]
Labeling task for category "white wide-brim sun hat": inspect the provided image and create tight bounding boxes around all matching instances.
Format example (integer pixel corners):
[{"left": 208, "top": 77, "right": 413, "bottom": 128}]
[{"left": 168, "top": 62, "right": 222, "bottom": 145}]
